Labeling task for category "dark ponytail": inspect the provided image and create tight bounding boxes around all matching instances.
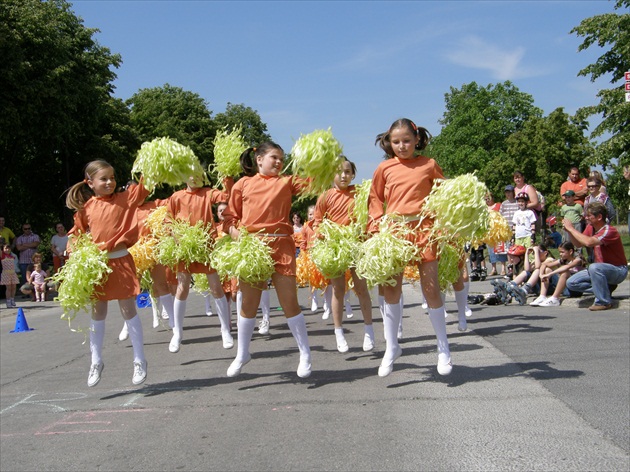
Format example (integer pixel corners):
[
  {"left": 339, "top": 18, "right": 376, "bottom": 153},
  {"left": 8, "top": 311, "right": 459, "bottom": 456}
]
[{"left": 239, "top": 142, "right": 285, "bottom": 177}]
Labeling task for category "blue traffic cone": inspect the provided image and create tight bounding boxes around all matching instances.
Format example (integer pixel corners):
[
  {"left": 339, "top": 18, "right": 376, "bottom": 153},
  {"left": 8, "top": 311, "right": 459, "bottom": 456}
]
[{"left": 10, "top": 308, "right": 34, "bottom": 333}]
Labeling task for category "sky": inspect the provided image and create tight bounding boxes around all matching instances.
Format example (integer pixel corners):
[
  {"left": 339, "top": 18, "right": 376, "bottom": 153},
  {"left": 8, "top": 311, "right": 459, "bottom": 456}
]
[{"left": 70, "top": 0, "right": 621, "bottom": 182}]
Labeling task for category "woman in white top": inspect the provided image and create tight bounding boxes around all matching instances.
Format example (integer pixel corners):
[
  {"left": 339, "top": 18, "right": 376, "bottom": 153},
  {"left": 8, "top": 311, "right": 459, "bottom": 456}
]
[{"left": 50, "top": 222, "right": 68, "bottom": 274}]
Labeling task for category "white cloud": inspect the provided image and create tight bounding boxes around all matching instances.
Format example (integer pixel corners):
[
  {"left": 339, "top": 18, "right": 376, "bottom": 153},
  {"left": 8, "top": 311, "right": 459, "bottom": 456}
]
[{"left": 444, "top": 35, "right": 545, "bottom": 80}]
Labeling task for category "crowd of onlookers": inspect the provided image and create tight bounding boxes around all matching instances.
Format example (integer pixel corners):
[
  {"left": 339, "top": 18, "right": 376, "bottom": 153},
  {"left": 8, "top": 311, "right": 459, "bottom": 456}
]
[
  {"left": 477, "top": 166, "right": 629, "bottom": 311},
  {"left": 0, "top": 217, "right": 68, "bottom": 307}
]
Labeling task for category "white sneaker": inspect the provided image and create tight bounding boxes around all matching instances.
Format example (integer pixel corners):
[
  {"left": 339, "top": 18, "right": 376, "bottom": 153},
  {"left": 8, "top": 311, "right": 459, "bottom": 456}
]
[
  {"left": 87, "top": 363, "right": 104, "bottom": 387},
  {"left": 346, "top": 311, "right": 354, "bottom": 319},
  {"left": 161, "top": 307, "right": 169, "bottom": 319},
  {"left": 206, "top": 310, "right": 214, "bottom": 317},
  {"left": 222, "top": 330, "right": 234, "bottom": 349},
  {"left": 311, "top": 299, "right": 318, "bottom": 312},
  {"left": 258, "top": 319, "right": 270, "bottom": 335},
  {"left": 118, "top": 323, "right": 129, "bottom": 341},
  {"left": 421, "top": 302, "right": 428, "bottom": 310},
  {"left": 363, "top": 333, "right": 375, "bottom": 352},
  {"left": 336, "top": 335, "right": 349, "bottom": 353},
  {"left": 529, "top": 295, "right": 547, "bottom": 306},
  {"left": 465, "top": 307, "right": 472, "bottom": 318},
  {"left": 322, "top": 309, "right": 330, "bottom": 320},
  {"left": 297, "top": 356, "right": 312, "bottom": 378},
  {"left": 169, "top": 335, "right": 181, "bottom": 353},
  {"left": 458, "top": 320, "right": 467, "bottom": 332},
  {"left": 227, "top": 354, "right": 251, "bottom": 377},
  {"left": 378, "top": 346, "right": 402, "bottom": 377},
  {"left": 132, "top": 360, "right": 147, "bottom": 385},
  {"left": 437, "top": 357, "right": 453, "bottom": 376},
  {"left": 540, "top": 297, "right": 560, "bottom": 307},
  {"left": 397, "top": 325, "right": 403, "bottom": 341}
]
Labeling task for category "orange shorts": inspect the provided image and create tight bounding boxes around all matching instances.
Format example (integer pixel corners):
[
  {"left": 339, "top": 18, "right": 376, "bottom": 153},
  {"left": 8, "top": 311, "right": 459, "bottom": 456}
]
[
  {"left": 265, "top": 235, "right": 296, "bottom": 277},
  {"left": 95, "top": 253, "right": 140, "bottom": 301},
  {"left": 402, "top": 220, "right": 438, "bottom": 264}
]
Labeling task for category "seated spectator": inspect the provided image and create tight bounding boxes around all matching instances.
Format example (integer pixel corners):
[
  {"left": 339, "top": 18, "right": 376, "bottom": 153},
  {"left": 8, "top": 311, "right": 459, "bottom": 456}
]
[
  {"left": 507, "top": 245, "right": 555, "bottom": 305},
  {"left": 531, "top": 242, "right": 586, "bottom": 306},
  {"left": 545, "top": 216, "right": 562, "bottom": 248},
  {"left": 563, "top": 202, "right": 628, "bottom": 311},
  {"left": 19, "top": 252, "right": 51, "bottom": 301}
]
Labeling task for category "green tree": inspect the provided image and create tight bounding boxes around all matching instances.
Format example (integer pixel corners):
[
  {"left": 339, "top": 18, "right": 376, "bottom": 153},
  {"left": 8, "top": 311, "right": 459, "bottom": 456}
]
[
  {"left": 213, "top": 102, "right": 272, "bottom": 146},
  {"left": 0, "top": 0, "right": 133, "bottom": 231},
  {"left": 572, "top": 0, "right": 630, "bottom": 166},
  {"left": 571, "top": 0, "right": 630, "bottom": 217},
  {"left": 506, "top": 108, "right": 595, "bottom": 207},
  {"left": 427, "top": 81, "right": 542, "bottom": 195},
  {"left": 127, "top": 84, "right": 216, "bottom": 165}
]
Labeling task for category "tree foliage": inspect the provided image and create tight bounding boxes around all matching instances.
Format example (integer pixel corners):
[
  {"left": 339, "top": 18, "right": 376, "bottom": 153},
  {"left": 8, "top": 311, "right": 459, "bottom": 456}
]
[
  {"left": 427, "top": 81, "right": 542, "bottom": 196},
  {"left": 126, "top": 84, "right": 215, "bottom": 165},
  {"left": 213, "top": 102, "right": 271, "bottom": 147},
  {"left": 0, "top": 0, "right": 135, "bottom": 229},
  {"left": 505, "top": 108, "right": 595, "bottom": 207},
  {"left": 571, "top": 0, "right": 630, "bottom": 217}
]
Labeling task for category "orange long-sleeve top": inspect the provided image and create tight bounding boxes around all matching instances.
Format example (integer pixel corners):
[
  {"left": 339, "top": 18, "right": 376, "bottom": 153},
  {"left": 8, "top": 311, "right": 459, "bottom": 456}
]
[
  {"left": 167, "top": 179, "right": 232, "bottom": 233},
  {"left": 368, "top": 156, "right": 443, "bottom": 232},
  {"left": 70, "top": 182, "right": 150, "bottom": 252},
  {"left": 222, "top": 174, "right": 307, "bottom": 235},
  {"left": 300, "top": 219, "right": 316, "bottom": 251},
  {"left": 314, "top": 186, "right": 356, "bottom": 230}
]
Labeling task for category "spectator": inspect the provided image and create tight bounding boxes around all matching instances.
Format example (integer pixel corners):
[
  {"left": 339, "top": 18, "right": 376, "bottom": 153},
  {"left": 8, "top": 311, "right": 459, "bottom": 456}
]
[
  {"left": 513, "top": 171, "right": 541, "bottom": 214},
  {"left": 14, "top": 224, "right": 41, "bottom": 286},
  {"left": 19, "top": 252, "right": 51, "bottom": 301},
  {"left": 588, "top": 170, "right": 607, "bottom": 195},
  {"left": 563, "top": 202, "right": 628, "bottom": 311},
  {"left": 583, "top": 177, "right": 616, "bottom": 223},
  {"left": 545, "top": 216, "right": 562, "bottom": 248},
  {"left": 50, "top": 222, "right": 69, "bottom": 274},
  {"left": 485, "top": 193, "right": 506, "bottom": 276},
  {"left": 513, "top": 192, "right": 537, "bottom": 248},
  {"left": 0, "top": 217, "right": 16, "bottom": 248},
  {"left": 559, "top": 190, "right": 584, "bottom": 239},
  {"left": 560, "top": 166, "right": 588, "bottom": 207}
]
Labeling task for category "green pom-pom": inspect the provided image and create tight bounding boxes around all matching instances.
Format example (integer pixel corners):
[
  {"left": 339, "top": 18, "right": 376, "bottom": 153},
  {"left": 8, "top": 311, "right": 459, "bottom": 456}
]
[
  {"left": 290, "top": 128, "right": 344, "bottom": 199},
  {"left": 310, "top": 220, "right": 360, "bottom": 279},
  {"left": 132, "top": 137, "right": 208, "bottom": 193},
  {"left": 210, "top": 126, "right": 248, "bottom": 179},
  {"left": 209, "top": 231, "right": 275, "bottom": 284}
]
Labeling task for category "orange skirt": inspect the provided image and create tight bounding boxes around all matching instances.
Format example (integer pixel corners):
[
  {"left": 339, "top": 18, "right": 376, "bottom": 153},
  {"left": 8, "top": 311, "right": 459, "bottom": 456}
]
[
  {"left": 266, "top": 236, "right": 296, "bottom": 277},
  {"left": 94, "top": 253, "right": 140, "bottom": 301}
]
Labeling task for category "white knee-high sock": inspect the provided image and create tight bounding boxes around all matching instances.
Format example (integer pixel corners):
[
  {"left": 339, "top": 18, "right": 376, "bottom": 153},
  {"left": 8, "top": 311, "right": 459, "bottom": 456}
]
[
  {"left": 455, "top": 288, "right": 468, "bottom": 329},
  {"left": 383, "top": 301, "right": 402, "bottom": 362},
  {"left": 204, "top": 292, "right": 213, "bottom": 315},
  {"left": 398, "top": 294, "right": 404, "bottom": 331},
  {"left": 260, "top": 289, "right": 270, "bottom": 322},
  {"left": 126, "top": 314, "right": 146, "bottom": 364},
  {"left": 323, "top": 285, "right": 333, "bottom": 313},
  {"left": 236, "top": 291, "right": 243, "bottom": 317},
  {"left": 427, "top": 306, "right": 450, "bottom": 361},
  {"left": 463, "top": 282, "right": 472, "bottom": 317},
  {"left": 235, "top": 314, "right": 256, "bottom": 362},
  {"left": 214, "top": 295, "right": 231, "bottom": 334},
  {"left": 287, "top": 313, "right": 311, "bottom": 361},
  {"left": 90, "top": 319, "right": 105, "bottom": 365},
  {"left": 344, "top": 291, "right": 353, "bottom": 315},
  {"left": 159, "top": 294, "right": 174, "bottom": 328},
  {"left": 151, "top": 296, "right": 161, "bottom": 326},
  {"left": 378, "top": 295, "right": 385, "bottom": 318},
  {"left": 173, "top": 298, "right": 186, "bottom": 340}
]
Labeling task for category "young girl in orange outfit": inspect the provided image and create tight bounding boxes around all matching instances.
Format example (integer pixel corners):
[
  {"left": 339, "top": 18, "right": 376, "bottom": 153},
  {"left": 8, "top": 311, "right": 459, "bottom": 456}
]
[
  {"left": 166, "top": 175, "right": 234, "bottom": 354},
  {"left": 369, "top": 118, "right": 452, "bottom": 377},
  {"left": 66, "top": 160, "right": 149, "bottom": 387},
  {"left": 314, "top": 158, "right": 375, "bottom": 352},
  {"left": 222, "top": 142, "right": 312, "bottom": 378}
]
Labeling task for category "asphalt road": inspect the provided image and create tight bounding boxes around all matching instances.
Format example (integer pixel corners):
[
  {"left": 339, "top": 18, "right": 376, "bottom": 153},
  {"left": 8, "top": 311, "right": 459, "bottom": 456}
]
[{"left": 1, "top": 277, "right": 628, "bottom": 471}]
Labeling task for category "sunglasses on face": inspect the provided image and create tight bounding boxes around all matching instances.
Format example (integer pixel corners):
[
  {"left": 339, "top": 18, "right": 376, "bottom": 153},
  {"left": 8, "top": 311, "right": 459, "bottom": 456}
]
[{"left": 587, "top": 185, "right": 600, "bottom": 188}]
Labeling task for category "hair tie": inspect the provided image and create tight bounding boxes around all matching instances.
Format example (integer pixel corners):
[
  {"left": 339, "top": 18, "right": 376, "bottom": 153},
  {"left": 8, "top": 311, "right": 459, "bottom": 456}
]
[
  {"left": 410, "top": 120, "right": 418, "bottom": 131},
  {"left": 83, "top": 179, "right": 89, "bottom": 184},
  {"left": 253, "top": 147, "right": 257, "bottom": 152}
]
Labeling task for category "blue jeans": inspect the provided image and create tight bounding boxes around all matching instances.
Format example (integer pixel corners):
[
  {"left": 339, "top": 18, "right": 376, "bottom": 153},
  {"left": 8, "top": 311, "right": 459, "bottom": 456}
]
[{"left": 566, "top": 263, "right": 628, "bottom": 306}]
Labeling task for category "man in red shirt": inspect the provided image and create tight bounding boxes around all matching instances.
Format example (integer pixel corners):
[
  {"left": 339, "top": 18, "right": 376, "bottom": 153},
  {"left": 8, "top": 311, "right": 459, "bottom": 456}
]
[
  {"left": 563, "top": 202, "right": 628, "bottom": 311},
  {"left": 559, "top": 166, "right": 588, "bottom": 207}
]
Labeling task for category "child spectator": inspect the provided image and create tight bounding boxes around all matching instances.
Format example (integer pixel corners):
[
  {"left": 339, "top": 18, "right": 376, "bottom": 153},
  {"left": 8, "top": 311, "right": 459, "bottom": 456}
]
[
  {"left": 545, "top": 216, "right": 562, "bottom": 248},
  {"left": 1, "top": 244, "right": 19, "bottom": 308},
  {"left": 29, "top": 262, "right": 47, "bottom": 302},
  {"left": 532, "top": 241, "right": 585, "bottom": 307},
  {"left": 513, "top": 193, "right": 537, "bottom": 248},
  {"left": 559, "top": 190, "right": 584, "bottom": 239},
  {"left": 507, "top": 245, "right": 555, "bottom": 305}
]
